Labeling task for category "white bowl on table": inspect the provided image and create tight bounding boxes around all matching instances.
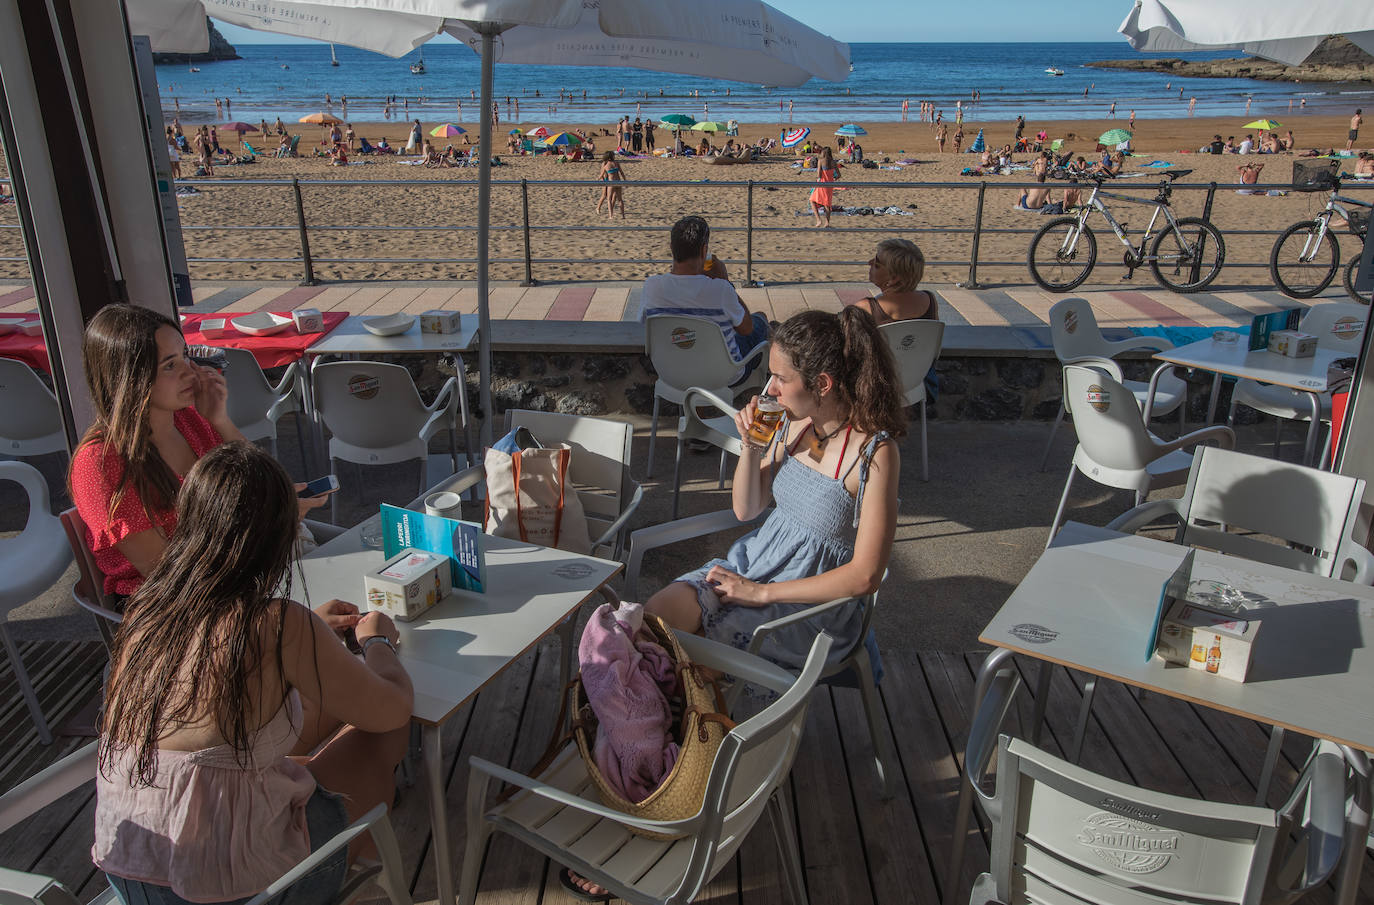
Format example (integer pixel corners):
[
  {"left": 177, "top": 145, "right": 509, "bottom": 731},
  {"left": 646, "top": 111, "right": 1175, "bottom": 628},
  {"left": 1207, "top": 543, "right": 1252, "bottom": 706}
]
[
  {"left": 230, "top": 312, "right": 294, "bottom": 337},
  {"left": 361, "top": 314, "right": 415, "bottom": 337}
]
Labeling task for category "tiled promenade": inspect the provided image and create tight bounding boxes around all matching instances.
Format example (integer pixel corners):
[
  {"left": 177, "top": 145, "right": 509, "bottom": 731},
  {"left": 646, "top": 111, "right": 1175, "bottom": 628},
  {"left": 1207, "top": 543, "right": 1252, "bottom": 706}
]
[{"left": 0, "top": 280, "right": 1350, "bottom": 331}]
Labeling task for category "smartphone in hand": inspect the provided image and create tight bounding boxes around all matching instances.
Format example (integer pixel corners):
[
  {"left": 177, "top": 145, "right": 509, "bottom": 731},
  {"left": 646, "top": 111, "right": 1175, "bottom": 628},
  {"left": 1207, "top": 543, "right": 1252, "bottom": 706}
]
[{"left": 299, "top": 475, "right": 340, "bottom": 498}]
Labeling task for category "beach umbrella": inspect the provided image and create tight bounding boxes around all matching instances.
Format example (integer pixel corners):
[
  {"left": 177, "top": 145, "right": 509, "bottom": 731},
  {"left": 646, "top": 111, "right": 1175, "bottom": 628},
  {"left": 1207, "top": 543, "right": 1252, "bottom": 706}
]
[
  {"left": 834, "top": 123, "right": 867, "bottom": 136},
  {"left": 543, "top": 132, "right": 581, "bottom": 146},
  {"left": 1099, "top": 128, "right": 1133, "bottom": 145},
  {"left": 299, "top": 112, "right": 343, "bottom": 124},
  {"left": 1118, "top": 0, "right": 1374, "bottom": 65},
  {"left": 1243, "top": 119, "right": 1283, "bottom": 131},
  {"left": 781, "top": 127, "right": 811, "bottom": 148},
  {"left": 508, "top": 128, "right": 523, "bottom": 134},
  {"left": 969, "top": 129, "right": 986, "bottom": 154},
  {"left": 526, "top": 126, "right": 551, "bottom": 139},
  {"left": 660, "top": 114, "right": 697, "bottom": 128},
  {"left": 430, "top": 123, "right": 467, "bottom": 137},
  {"left": 691, "top": 122, "right": 727, "bottom": 132},
  {"left": 220, "top": 121, "right": 254, "bottom": 133}
]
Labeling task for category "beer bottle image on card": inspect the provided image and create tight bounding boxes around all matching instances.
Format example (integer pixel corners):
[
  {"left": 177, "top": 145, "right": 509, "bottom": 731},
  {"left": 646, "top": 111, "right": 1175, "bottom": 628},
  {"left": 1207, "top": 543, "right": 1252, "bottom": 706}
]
[{"left": 1206, "top": 635, "right": 1222, "bottom": 674}]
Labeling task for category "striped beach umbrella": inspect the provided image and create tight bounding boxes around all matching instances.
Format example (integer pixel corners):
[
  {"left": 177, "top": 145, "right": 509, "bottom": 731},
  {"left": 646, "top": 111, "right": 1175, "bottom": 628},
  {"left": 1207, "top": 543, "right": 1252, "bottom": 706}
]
[
  {"left": 781, "top": 127, "right": 810, "bottom": 148},
  {"left": 430, "top": 123, "right": 467, "bottom": 137},
  {"left": 543, "top": 131, "right": 581, "bottom": 146},
  {"left": 968, "top": 129, "right": 986, "bottom": 153},
  {"left": 526, "top": 126, "right": 551, "bottom": 139},
  {"left": 834, "top": 123, "right": 866, "bottom": 136}
]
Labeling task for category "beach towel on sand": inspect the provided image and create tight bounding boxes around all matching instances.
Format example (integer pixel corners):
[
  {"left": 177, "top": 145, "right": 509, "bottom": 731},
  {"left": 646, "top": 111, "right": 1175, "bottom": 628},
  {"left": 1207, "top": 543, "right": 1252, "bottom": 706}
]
[{"left": 579, "top": 602, "right": 680, "bottom": 803}]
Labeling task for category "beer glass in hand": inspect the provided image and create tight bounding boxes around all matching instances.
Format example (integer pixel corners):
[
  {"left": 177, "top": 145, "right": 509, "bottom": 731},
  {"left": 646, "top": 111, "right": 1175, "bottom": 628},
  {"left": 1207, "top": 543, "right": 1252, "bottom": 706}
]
[{"left": 743, "top": 393, "right": 784, "bottom": 449}]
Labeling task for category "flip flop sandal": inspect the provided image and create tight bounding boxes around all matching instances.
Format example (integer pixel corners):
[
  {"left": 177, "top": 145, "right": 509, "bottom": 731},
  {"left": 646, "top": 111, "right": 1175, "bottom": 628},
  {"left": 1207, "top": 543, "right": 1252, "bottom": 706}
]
[{"left": 558, "top": 867, "right": 613, "bottom": 902}]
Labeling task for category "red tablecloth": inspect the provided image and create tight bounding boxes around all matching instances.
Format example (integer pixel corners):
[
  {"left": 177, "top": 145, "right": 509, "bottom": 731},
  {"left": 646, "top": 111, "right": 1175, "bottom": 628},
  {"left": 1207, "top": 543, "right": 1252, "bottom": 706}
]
[
  {"left": 181, "top": 311, "right": 348, "bottom": 369},
  {"left": 1331, "top": 391, "right": 1351, "bottom": 464},
  {"left": 0, "top": 329, "right": 50, "bottom": 373}
]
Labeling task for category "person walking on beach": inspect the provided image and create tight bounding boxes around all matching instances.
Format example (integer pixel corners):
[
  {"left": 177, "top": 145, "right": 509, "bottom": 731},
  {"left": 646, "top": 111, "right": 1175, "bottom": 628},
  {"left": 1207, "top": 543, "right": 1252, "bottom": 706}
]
[
  {"left": 953, "top": 125, "right": 964, "bottom": 154},
  {"left": 274, "top": 116, "right": 285, "bottom": 136},
  {"left": 632, "top": 117, "right": 643, "bottom": 152},
  {"left": 596, "top": 151, "right": 628, "bottom": 220},
  {"left": 1188, "top": 96, "right": 1197, "bottom": 116},
  {"left": 1348, "top": 109, "right": 1363, "bottom": 151},
  {"left": 1128, "top": 110, "right": 1136, "bottom": 131},
  {"left": 644, "top": 119, "right": 656, "bottom": 153},
  {"left": 1014, "top": 115, "right": 1025, "bottom": 146},
  {"left": 810, "top": 147, "right": 841, "bottom": 228},
  {"left": 936, "top": 122, "right": 947, "bottom": 153},
  {"left": 406, "top": 119, "right": 421, "bottom": 155},
  {"left": 1107, "top": 101, "right": 1116, "bottom": 119}
]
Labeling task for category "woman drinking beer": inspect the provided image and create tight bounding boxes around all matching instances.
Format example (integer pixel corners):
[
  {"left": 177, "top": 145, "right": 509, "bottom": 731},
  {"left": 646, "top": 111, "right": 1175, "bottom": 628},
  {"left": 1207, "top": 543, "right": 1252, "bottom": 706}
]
[{"left": 645, "top": 307, "right": 905, "bottom": 673}]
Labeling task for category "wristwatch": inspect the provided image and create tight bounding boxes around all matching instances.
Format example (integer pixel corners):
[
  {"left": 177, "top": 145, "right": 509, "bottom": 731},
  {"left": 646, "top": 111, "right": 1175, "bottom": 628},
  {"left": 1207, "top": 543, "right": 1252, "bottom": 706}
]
[{"left": 360, "top": 635, "right": 397, "bottom": 656}]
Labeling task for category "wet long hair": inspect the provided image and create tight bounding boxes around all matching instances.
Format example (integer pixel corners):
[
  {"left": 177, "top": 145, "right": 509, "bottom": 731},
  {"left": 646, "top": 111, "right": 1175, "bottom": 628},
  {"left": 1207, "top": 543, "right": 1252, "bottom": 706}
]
[
  {"left": 99, "top": 442, "right": 302, "bottom": 786},
  {"left": 70, "top": 304, "right": 184, "bottom": 526},
  {"left": 773, "top": 308, "right": 906, "bottom": 438}
]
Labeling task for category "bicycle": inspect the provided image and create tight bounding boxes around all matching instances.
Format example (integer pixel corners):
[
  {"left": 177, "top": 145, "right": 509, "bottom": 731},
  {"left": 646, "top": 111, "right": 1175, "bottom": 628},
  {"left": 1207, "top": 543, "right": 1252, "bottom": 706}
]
[
  {"left": 1268, "top": 170, "right": 1371, "bottom": 303},
  {"left": 1027, "top": 167, "right": 1226, "bottom": 293}
]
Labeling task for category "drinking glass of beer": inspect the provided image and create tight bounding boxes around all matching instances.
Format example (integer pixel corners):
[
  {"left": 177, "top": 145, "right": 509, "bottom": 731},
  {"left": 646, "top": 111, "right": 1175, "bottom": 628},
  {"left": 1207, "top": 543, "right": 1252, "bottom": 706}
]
[{"left": 745, "top": 392, "right": 784, "bottom": 449}]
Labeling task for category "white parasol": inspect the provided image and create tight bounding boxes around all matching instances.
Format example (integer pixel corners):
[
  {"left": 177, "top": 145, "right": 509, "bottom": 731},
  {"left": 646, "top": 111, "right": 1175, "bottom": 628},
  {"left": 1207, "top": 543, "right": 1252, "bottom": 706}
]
[{"left": 1119, "top": 0, "right": 1374, "bottom": 65}]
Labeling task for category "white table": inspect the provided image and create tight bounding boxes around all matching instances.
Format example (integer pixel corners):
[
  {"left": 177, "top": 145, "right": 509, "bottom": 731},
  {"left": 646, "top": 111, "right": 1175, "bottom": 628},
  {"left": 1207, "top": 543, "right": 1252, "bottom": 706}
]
[
  {"left": 302, "top": 315, "right": 481, "bottom": 473},
  {"left": 949, "top": 522, "right": 1374, "bottom": 905},
  {"left": 296, "top": 522, "right": 621, "bottom": 905},
  {"left": 1144, "top": 336, "right": 1344, "bottom": 463}
]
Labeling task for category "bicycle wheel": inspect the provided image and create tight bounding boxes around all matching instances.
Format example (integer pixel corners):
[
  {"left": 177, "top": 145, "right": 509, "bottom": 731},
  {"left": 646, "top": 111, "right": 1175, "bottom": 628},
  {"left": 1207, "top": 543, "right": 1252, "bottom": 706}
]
[
  {"left": 1028, "top": 218, "right": 1096, "bottom": 292},
  {"left": 1150, "top": 217, "right": 1225, "bottom": 292},
  {"left": 1270, "top": 220, "right": 1339, "bottom": 298},
  {"left": 1344, "top": 255, "right": 1370, "bottom": 304}
]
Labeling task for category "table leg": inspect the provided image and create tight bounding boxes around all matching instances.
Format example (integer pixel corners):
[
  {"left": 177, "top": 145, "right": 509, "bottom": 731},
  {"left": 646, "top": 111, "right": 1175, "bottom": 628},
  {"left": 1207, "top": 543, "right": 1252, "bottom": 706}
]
[
  {"left": 1303, "top": 391, "right": 1321, "bottom": 467},
  {"left": 1205, "top": 373, "right": 1222, "bottom": 425},
  {"left": 424, "top": 723, "right": 457, "bottom": 905},
  {"left": 1334, "top": 746, "right": 1371, "bottom": 905},
  {"left": 946, "top": 647, "right": 1016, "bottom": 905},
  {"left": 556, "top": 615, "right": 576, "bottom": 694}
]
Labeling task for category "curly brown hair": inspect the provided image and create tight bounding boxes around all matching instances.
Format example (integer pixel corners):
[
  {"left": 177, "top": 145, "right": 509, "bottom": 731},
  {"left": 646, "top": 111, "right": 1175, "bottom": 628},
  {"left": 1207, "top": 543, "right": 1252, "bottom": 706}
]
[{"left": 772, "top": 308, "right": 906, "bottom": 437}]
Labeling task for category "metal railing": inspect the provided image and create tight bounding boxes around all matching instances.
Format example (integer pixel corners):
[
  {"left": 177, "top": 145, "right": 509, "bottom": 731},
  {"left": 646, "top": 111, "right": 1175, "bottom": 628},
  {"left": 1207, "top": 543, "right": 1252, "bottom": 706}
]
[{"left": 2, "top": 174, "right": 1370, "bottom": 288}]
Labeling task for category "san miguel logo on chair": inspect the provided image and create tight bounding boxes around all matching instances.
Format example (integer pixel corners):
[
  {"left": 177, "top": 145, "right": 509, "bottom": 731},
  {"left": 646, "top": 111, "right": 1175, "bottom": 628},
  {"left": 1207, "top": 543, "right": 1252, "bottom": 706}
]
[
  {"left": 1063, "top": 309, "right": 1079, "bottom": 334},
  {"left": 348, "top": 375, "right": 381, "bottom": 399},
  {"left": 1332, "top": 316, "right": 1365, "bottom": 341},
  {"left": 670, "top": 327, "right": 696, "bottom": 349},
  {"left": 1076, "top": 811, "right": 1180, "bottom": 874},
  {"left": 900, "top": 332, "right": 916, "bottom": 349},
  {"left": 1086, "top": 385, "right": 1111, "bottom": 413}
]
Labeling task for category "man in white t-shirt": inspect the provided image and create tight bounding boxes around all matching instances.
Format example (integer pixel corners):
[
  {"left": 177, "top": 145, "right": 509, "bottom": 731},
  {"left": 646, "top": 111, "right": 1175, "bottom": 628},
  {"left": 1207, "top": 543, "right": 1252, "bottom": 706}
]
[
  {"left": 637, "top": 215, "right": 769, "bottom": 383},
  {"left": 1237, "top": 134, "right": 1253, "bottom": 155}
]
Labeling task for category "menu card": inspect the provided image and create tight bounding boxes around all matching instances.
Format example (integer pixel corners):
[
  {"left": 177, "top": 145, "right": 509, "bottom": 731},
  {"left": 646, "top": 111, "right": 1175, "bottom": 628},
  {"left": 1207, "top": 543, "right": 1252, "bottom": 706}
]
[
  {"left": 380, "top": 504, "right": 486, "bottom": 593},
  {"left": 1248, "top": 308, "right": 1303, "bottom": 351}
]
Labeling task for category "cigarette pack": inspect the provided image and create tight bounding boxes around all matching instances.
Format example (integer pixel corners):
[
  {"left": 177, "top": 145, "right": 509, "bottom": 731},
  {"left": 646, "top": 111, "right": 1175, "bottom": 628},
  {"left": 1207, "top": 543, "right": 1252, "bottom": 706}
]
[
  {"left": 419, "top": 310, "right": 463, "bottom": 334},
  {"left": 1267, "top": 330, "right": 1316, "bottom": 358},
  {"left": 291, "top": 308, "right": 324, "bottom": 333},
  {"left": 364, "top": 547, "right": 451, "bottom": 622},
  {"left": 198, "top": 317, "right": 232, "bottom": 339},
  {"left": 1155, "top": 599, "right": 1261, "bottom": 682}
]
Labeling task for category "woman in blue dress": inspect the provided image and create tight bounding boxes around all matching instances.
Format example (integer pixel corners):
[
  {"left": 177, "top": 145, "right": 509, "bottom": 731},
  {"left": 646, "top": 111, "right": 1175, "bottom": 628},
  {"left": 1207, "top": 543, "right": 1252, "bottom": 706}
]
[{"left": 645, "top": 307, "right": 906, "bottom": 673}]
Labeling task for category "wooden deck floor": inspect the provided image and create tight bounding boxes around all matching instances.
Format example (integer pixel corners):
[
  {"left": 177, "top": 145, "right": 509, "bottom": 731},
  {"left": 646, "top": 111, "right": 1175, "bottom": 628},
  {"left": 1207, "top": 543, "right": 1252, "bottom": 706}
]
[{"left": 3, "top": 637, "right": 1372, "bottom": 905}]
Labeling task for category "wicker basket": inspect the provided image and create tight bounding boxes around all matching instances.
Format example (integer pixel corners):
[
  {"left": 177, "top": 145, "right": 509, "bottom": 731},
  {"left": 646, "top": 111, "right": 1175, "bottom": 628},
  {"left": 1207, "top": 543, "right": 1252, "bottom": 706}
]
[
  {"left": 1292, "top": 159, "right": 1339, "bottom": 193},
  {"left": 571, "top": 614, "right": 734, "bottom": 840}
]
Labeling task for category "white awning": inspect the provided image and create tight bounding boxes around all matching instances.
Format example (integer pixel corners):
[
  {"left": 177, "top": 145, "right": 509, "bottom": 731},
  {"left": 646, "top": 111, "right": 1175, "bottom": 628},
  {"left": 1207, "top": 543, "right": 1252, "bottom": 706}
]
[{"left": 1119, "top": 0, "right": 1374, "bottom": 66}]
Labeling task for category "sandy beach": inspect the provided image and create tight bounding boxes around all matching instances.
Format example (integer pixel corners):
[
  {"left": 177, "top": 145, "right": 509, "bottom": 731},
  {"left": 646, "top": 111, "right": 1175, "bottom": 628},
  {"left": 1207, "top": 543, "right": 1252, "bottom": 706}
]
[{"left": 1, "top": 114, "right": 1369, "bottom": 287}]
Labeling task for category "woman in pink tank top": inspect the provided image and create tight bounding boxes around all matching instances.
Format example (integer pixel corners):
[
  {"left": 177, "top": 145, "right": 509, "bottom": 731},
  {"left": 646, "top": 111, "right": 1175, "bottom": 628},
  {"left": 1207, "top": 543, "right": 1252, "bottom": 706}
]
[{"left": 93, "top": 442, "right": 413, "bottom": 905}]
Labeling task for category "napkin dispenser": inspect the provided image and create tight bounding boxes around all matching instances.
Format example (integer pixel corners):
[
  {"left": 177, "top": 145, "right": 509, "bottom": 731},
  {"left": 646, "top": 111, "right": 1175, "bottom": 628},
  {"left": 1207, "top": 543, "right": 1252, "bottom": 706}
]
[
  {"left": 364, "top": 547, "right": 451, "bottom": 622},
  {"left": 198, "top": 318, "right": 232, "bottom": 339},
  {"left": 291, "top": 308, "right": 324, "bottom": 333},
  {"left": 420, "top": 310, "right": 463, "bottom": 334},
  {"left": 1267, "top": 330, "right": 1316, "bottom": 358},
  {"left": 1156, "top": 600, "right": 1261, "bottom": 682}
]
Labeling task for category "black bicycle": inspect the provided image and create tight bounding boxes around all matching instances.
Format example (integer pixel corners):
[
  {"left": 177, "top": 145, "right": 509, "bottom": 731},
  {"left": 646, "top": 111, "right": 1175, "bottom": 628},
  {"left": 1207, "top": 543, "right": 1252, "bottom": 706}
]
[
  {"left": 1269, "top": 170, "right": 1371, "bottom": 303},
  {"left": 1027, "top": 167, "right": 1226, "bottom": 293}
]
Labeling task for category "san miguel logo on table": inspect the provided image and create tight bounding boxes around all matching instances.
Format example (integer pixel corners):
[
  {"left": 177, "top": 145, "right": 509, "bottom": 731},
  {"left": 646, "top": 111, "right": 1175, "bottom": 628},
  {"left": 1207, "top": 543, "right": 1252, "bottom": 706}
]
[
  {"left": 1076, "top": 810, "right": 1181, "bottom": 874},
  {"left": 670, "top": 327, "right": 696, "bottom": 349},
  {"left": 348, "top": 375, "right": 381, "bottom": 399},
  {"left": 1086, "top": 384, "right": 1111, "bottom": 413}
]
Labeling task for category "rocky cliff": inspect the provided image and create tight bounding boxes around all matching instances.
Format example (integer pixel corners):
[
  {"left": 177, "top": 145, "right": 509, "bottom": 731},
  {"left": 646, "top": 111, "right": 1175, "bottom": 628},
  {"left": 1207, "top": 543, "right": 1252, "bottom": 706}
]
[
  {"left": 151, "top": 18, "right": 239, "bottom": 64},
  {"left": 1089, "top": 35, "right": 1372, "bottom": 83}
]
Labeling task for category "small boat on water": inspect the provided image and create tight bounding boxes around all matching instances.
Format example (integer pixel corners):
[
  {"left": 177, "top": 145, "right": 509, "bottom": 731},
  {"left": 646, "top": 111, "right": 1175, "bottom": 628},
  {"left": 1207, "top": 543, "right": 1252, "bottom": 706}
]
[
  {"left": 410, "top": 50, "right": 425, "bottom": 74},
  {"left": 1045, "top": 67, "right": 1064, "bottom": 76},
  {"left": 330, "top": 43, "right": 339, "bottom": 67}
]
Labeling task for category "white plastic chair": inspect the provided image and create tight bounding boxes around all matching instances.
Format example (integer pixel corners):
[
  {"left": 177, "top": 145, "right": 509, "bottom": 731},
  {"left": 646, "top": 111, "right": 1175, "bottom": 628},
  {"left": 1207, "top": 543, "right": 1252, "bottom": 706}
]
[
  {"left": 457, "top": 631, "right": 832, "bottom": 905},
  {"left": 670, "top": 388, "right": 744, "bottom": 520},
  {"left": 416, "top": 409, "right": 644, "bottom": 562},
  {"left": 1048, "top": 364, "right": 1234, "bottom": 548},
  {"left": 625, "top": 513, "right": 898, "bottom": 797},
  {"left": 879, "top": 319, "right": 944, "bottom": 481},
  {"left": 221, "top": 347, "right": 301, "bottom": 457},
  {"left": 0, "top": 462, "right": 74, "bottom": 745},
  {"left": 0, "top": 359, "right": 65, "bottom": 459},
  {"left": 644, "top": 314, "right": 769, "bottom": 479},
  {"left": 0, "top": 743, "right": 414, "bottom": 905},
  {"left": 312, "top": 361, "right": 467, "bottom": 520},
  {"left": 957, "top": 728, "right": 1346, "bottom": 905},
  {"left": 1228, "top": 302, "right": 1367, "bottom": 467},
  {"left": 1040, "top": 297, "right": 1187, "bottom": 471}
]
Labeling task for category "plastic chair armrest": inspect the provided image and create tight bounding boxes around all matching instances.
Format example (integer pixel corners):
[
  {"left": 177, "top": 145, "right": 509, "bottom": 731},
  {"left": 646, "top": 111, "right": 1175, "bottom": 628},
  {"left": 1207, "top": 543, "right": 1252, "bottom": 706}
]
[
  {"left": 681, "top": 387, "right": 739, "bottom": 419},
  {"left": 1103, "top": 335, "right": 1174, "bottom": 355},
  {"left": 408, "top": 464, "right": 486, "bottom": 510},
  {"left": 1059, "top": 356, "right": 1124, "bottom": 381},
  {"left": 71, "top": 590, "right": 123, "bottom": 627},
  {"left": 1274, "top": 741, "right": 1347, "bottom": 893},
  {"left": 242, "top": 804, "right": 390, "bottom": 905},
  {"left": 737, "top": 339, "right": 770, "bottom": 369},
  {"left": 745, "top": 594, "right": 867, "bottom": 657},
  {"left": 1156, "top": 424, "right": 1235, "bottom": 456},
  {"left": 625, "top": 508, "right": 768, "bottom": 599},
  {"left": 0, "top": 743, "right": 98, "bottom": 834},
  {"left": 672, "top": 630, "right": 796, "bottom": 696},
  {"left": 466, "top": 756, "right": 700, "bottom": 835},
  {"left": 1104, "top": 499, "right": 1185, "bottom": 535},
  {"left": 419, "top": 377, "right": 461, "bottom": 440},
  {"left": 590, "top": 483, "right": 643, "bottom": 553},
  {"left": 268, "top": 360, "right": 301, "bottom": 397},
  {"left": 964, "top": 675, "right": 1022, "bottom": 814}
]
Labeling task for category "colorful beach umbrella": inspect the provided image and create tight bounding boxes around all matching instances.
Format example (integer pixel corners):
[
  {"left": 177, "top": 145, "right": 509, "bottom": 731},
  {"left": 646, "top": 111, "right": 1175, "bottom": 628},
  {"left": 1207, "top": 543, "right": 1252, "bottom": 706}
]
[
  {"left": 508, "top": 128, "right": 523, "bottom": 134},
  {"left": 543, "top": 131, "right": 581, "bottom": 146},
  {"left": 781, "top": 127, "right": 811, "bottom": 148},
  {"left": 220, "top": 121, "right": 255, "bottom": 133},
  {"left": 691, "top": 121, "right": 726, "bottom": 132},
  {"left": 1098, "top": 128, "right": 1133, "bottom": 144},
  {"left": 1243, "top": 118, "right": 1283, "bottom": 131},
  {"left": 834, "top": 123, "right": 866, "bottom": 136},
  {"left": 299, "top": 112, "right": 342, "bottom": 124},
  {"left": 430, "top": 123, "right": 467, "bottom": 137},
  {"left": 660, "top": 113, "right": 696, "bottom": 127},
  {"left": 968, "top": 129, "right": 986, "bottom": 154},
  {"left": 526, "top": 126, "right": 551, "bottom": 139}
]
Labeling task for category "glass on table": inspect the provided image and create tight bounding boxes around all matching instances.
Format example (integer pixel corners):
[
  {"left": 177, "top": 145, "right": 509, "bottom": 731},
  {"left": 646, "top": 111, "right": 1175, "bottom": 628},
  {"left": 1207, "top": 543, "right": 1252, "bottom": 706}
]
[
  {"left": 1189, "top": 579, "right": 1248, "bottom": 614},
  {"left": 359, "top": 514, "right": 385, "bottom": 549}
]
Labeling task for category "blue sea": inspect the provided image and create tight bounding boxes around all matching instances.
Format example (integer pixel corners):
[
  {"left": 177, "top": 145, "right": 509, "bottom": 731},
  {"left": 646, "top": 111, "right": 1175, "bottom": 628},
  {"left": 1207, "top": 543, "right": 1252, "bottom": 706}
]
[{"left": 155, "top": 40, "right": 1374, "bottom": 126}]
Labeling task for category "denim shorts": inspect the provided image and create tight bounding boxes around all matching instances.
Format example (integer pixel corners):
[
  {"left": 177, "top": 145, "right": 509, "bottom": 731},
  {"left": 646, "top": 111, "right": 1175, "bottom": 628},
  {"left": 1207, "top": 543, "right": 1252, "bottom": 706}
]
[{"left": 107, "top": 785, "right": 350, "bottom": 905}]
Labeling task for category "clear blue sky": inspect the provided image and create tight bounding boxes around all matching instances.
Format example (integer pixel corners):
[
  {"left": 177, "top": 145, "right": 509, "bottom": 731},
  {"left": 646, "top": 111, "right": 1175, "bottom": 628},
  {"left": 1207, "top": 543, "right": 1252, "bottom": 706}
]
[{"left": 213, "top": 1, "right": 1131, "bottom": 45}]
